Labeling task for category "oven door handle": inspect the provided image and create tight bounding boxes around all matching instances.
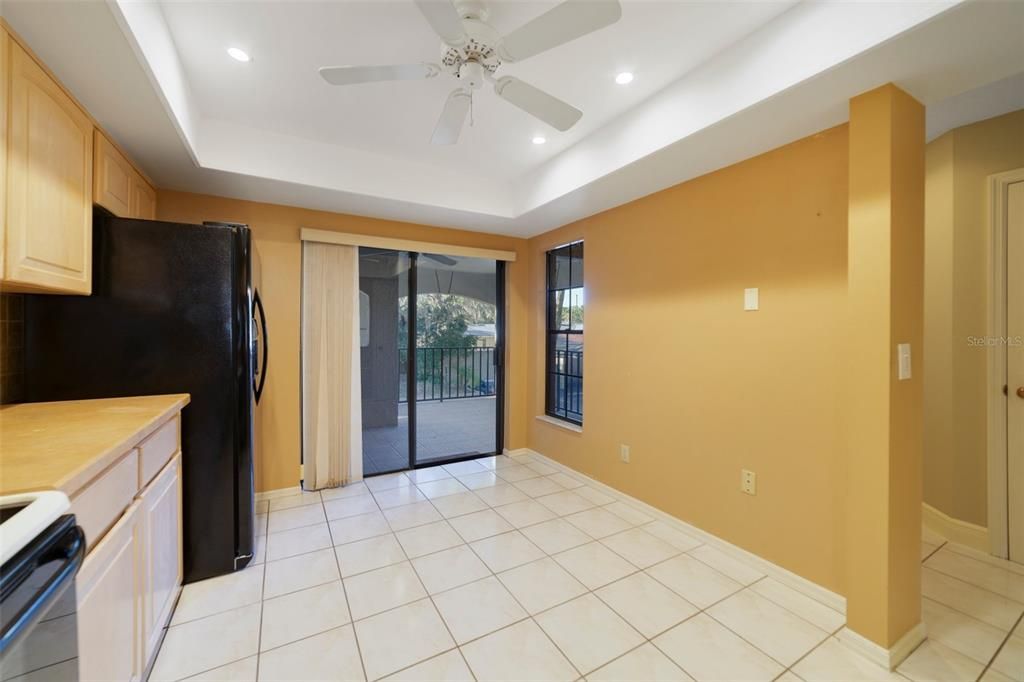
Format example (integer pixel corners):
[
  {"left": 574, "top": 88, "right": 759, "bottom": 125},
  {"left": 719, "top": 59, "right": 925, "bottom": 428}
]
[{"left": 0, "top": 524, "right": 85, "bottom": 657}]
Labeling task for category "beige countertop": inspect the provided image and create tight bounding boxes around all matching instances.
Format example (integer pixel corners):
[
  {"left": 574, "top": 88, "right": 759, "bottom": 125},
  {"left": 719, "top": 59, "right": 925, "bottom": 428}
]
[{"left": 0, "top": 394, "right": 190, "bottom": 497}]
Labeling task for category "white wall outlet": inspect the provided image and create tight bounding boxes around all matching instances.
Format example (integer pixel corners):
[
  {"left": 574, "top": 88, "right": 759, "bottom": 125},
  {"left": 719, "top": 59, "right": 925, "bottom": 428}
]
[
  {"left": 741, "top": 469, "right": 756, "bottom": 495},
  {"left": 897, "top": 343, "right": 912, "bottom": 380},
  {"left": 744, "top": 288, "right": 759, "bottom": 311},
  {"left": 620, "top": 444, "right": 631, "bottom": 463}
]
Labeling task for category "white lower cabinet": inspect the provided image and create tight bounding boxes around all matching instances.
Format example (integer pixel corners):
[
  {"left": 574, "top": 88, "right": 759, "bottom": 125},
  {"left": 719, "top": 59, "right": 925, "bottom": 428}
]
[
  {"left": 76, "top": 502, "right": 141, "bottom": 682},
  {"left": 73, "top": 423, "right": 183, "bottom": 680},
  {"left": 140, "top": 454, "right": 182, "bottom": 665}
]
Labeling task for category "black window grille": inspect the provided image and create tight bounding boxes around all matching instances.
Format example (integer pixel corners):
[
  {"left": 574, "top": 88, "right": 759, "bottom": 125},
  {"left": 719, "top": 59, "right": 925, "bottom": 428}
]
[{"left": 545, "top": 241, "right": 583, "bottom": 425}]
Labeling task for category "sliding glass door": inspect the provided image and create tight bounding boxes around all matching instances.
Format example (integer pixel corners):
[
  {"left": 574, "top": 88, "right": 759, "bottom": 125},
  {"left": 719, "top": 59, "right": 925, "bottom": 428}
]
[
  {"left": 358, "top": 249, "right": 412, "bottom": 475},
  {"left": 358, "top": 248, "right": 503, "bottom": 476},
  {"left": 411, "top": 252, "right": 502, "bottom": 466}
]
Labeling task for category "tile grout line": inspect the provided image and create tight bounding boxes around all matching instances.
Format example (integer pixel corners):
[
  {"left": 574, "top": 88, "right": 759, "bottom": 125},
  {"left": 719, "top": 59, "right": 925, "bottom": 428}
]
[
  {"left": 391, "top": 484, "right": 477, "bottom": 682},
  {"left": 921, "top": 539, "right": 947, "bottom": 563},
  {"left": 366, "top": 458, "right": 552, "bottom": 680},
  {"left": 253, "top": 528, "right": 269, "bottom": 682},
  {"left": 177, "top": 455, "right": 1018, "bottom": 681},
  {"left": 253, "top": 456, "right": 856, "bottom": 679},
  {"left": 923, "top": 560, "right": 1024, "bottom": 609},
  {"left": 919, "top": 592, "right": 1024, "bottom": 641},
  {"left": 417, "top": 460, "right": 589, "bottom": 680},
  {"left": 975, "top": 610, "right": 1023, "bottom": 682},
  {"left": 364, "top": 457, "right": 841, "bottom": 678},
  {"left": 445, "top": 457, "right": 846, "bottom": 678},
  {"left": 334, "top": 485, "right": 380, "bottom": 682}
]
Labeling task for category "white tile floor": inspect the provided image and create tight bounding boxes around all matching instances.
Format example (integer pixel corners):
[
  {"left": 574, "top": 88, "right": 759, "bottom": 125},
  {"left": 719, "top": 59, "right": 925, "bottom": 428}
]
[{"left": 151, "top": 453, "right": 1024, "bottom": 681}]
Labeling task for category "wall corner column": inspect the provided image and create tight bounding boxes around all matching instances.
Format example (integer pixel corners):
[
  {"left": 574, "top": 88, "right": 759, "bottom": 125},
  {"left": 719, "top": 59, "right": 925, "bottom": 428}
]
[{"left": 844, "top": 83, "right": 925, "bottom": 665}]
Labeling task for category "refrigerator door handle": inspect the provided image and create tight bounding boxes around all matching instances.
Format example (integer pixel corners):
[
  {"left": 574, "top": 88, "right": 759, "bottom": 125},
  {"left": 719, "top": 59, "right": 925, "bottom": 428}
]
[{"left": 253, "top": 289, "right": 268, "bottom": 405}]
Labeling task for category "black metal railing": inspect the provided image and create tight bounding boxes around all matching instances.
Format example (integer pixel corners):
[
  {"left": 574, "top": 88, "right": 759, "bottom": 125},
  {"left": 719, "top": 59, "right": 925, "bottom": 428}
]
[{"left": 399, "top": 347, "right": 497, "bottom": 403}]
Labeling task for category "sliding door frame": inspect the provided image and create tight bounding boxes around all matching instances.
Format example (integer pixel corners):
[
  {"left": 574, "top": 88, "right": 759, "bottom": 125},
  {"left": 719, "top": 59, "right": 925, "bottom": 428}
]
[
  {"left": 406, "top": 252, "right": 419, "bottom": 471},
  {"left": 396, "top": 252, "right": 505, "bottom": 472}
]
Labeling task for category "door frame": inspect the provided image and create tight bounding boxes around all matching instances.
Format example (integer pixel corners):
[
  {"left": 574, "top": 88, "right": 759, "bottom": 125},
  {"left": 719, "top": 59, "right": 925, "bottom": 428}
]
[
  {"left": 986, "top": 167, "right": 1024, "bottom": 559},
  {"left": 402, "top": 251, "right": 506, "bottom": 471}
]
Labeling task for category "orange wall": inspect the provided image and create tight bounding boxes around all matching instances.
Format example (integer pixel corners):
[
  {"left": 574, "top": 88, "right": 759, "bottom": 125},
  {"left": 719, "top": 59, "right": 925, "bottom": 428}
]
[
  {"left": 526, "top": 126, "right": 850, "bottom": 594},
  {"left": 157, "top": 191, "right": 529, "bottom": 492},
  {"left": 844, "top": 84, "right": 924, "bottom": 647}
]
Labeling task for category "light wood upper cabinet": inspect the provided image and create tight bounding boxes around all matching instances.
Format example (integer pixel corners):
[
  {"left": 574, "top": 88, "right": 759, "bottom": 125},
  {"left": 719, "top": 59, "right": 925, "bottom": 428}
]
[
  {"left": 94, "top": 130, "right": 133, "bottom": 217},
  {"left": 1, "top": 25, "right": 157, "bottom": 295},
  {"left": 131, "top": 173, "right": 157, "bottom": 220},
  {"left": 94, "top": 129, "right": 156, "bottom": 220},
  {"left": 1, "top": 29, "right": 9, "bottom": 280},
  {"left": 4, "top": 38, "right": 93, "bottom": 294}
]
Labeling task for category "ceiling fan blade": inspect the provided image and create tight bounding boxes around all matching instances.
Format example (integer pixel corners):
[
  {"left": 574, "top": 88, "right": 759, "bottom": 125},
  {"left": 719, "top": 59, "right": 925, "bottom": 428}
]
[
  {"left": 494, "top": 76, "right": 582, "bottom": 131},
  {"left": 414, "top": 0, "right": 468, "bottom": 47},
  {"left": 319, "top": 63, "right": 439, "bottom": 85},
  {"left": 431, "top": 89, "right": 471, "bottom": 145},
  {"left": 498, "top": 0, "right": 622, "bottom": 62}
]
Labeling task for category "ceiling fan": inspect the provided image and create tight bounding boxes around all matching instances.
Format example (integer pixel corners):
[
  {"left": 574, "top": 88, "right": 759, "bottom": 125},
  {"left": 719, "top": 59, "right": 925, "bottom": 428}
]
[{"left": 318, "top": 0, "right": 623, "bottom": 144}]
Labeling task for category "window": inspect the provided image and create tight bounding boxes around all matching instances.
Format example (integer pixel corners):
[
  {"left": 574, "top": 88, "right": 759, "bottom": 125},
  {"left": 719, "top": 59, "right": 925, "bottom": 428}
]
[{"left": 545, "top": 241, "right": 583, "bottom": 425}]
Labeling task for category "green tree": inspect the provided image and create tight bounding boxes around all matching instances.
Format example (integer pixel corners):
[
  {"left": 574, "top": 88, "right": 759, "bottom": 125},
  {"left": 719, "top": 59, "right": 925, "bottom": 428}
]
[{"left": 399, "top": 294, "right": 474, "bottom": 350}]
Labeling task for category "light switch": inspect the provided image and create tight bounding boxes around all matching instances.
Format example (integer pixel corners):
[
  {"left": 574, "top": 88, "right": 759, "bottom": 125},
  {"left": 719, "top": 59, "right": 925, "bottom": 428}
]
[
  {"left": 744, "top": 288, "right": 759, "bottom": 311},
  {"left": 897, "top": 343, "right": 912, "bottom": 380}
]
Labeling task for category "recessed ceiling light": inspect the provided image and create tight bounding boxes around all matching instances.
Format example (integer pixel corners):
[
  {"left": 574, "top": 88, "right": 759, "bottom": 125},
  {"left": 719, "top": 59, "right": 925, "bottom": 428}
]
[
  {"left": 227, "top": 47, "right": 251, "bottom": 63},
  {"left": 615, "top": 71, "right": 634, "bottom": 85},
  {"left": 532, "top": 136, "right": 546, "bottom": 145}
]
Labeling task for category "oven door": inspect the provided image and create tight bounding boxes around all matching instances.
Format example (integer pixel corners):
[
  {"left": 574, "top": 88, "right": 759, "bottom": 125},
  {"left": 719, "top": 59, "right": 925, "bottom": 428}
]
[{"left": 0, "top": 515, "right": 85, "bottom": 681}]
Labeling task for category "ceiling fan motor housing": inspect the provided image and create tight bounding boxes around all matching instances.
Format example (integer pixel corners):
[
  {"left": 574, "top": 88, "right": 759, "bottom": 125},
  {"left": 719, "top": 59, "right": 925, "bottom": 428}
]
[{"left": 440, "top": 18, "right": 502, "bottom": 82}]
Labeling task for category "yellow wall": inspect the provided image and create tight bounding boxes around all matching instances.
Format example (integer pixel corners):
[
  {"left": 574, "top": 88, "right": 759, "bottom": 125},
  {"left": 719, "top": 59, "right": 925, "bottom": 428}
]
[
  {"left": 157, "top": 191, "right": 529, "bottom": 492},
  {"left": 924, "top": 132, "right": 955, "bottom": 519},
  {"left": 923, "top": 109, "right": 1024, "bottom": 526},
  {"left": 844, "top": 84, "right": 924, "bottom": 647},
  {"left": 526, "top": 126, "right": 850, "bottom": 594}
]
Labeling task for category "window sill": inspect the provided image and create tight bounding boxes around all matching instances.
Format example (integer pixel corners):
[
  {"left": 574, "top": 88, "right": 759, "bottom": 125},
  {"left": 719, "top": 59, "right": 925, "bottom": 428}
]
[{"left": 535, "top": 415, "right": 583, "bottom": 434}]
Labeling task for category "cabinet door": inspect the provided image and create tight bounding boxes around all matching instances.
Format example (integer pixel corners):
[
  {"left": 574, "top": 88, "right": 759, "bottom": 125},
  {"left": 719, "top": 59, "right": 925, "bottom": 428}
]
[
  {"left": 140, "top": 453, "right": 182, "bottom": 667},
  {"left": 1, "top": 29, "right": 9, "bottom": 279},
  {"left": 5, "top": 40, "right": 92, "bottom": 294},
  {"left": 78, "top": 501, "right": 141, "bottom": 682},
  {"left": 130, "top": 175, "right": 157, "bottom": 220},
  {"left": 93, "top": 130, "right": 132, "bottom": 217}
]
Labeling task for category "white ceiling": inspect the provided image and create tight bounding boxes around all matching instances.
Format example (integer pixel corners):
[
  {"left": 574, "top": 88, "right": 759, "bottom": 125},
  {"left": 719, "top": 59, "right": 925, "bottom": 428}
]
[
  {"left": 158, "top": 0, "right": 796, "bottom": 183},
  {"left": 2, "top": 0, "right": 1022, "bottom": 237}
]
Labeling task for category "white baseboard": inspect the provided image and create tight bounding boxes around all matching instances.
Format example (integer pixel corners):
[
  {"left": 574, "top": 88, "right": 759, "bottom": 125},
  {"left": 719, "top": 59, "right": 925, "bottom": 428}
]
[
  {"left": 519, "top": 448, "right": 848, "bottom": 615},
  {"left": 922, "top": 503, "right": 989, "bottom": 552},
  {"left": 837, "top": 621, "right": 926, "bottom": 670}
]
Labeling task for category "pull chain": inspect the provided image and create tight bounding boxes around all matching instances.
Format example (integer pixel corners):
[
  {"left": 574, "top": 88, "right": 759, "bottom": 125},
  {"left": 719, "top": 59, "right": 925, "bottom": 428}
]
[{"left": 469, "top": 90, "right": 475, "bottom": 128}]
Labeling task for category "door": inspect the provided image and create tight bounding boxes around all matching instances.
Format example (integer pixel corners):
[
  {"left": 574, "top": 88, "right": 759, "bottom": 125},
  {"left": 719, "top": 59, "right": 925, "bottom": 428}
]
[
  {"left": 77, "top": 503, "right": 140, "bottom": 682},
  {"left": 139, "top": 454, "right": 182, "bottom": 665},
  {"left": 357, "top": 248, "right": 504, "bottom": 476},
  {"left": 5, "top": 40, "right": 93, "bottom": 294},
  {"left": 1008, "top": 179, "right": 1024, "bottom": 562},
  {"left": 412, "top": 253, "right": 502, "bottom": 466}
]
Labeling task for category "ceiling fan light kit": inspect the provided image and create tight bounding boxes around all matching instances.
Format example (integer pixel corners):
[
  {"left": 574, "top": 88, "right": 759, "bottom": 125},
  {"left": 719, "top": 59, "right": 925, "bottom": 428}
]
[{"left": 318, "top": 0, "right": 623, "bottom": 145}]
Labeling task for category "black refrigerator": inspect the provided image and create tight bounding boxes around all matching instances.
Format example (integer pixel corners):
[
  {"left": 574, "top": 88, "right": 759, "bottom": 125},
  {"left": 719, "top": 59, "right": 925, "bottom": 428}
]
[{"left": 23, "top": 209, "right": 267, "bottom": 583}]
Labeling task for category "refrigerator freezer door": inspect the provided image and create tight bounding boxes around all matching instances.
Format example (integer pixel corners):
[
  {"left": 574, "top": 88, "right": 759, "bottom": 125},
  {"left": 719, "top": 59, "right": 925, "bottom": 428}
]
[{"left": 25, "top": 213, "right": 255, "bottom": 583}]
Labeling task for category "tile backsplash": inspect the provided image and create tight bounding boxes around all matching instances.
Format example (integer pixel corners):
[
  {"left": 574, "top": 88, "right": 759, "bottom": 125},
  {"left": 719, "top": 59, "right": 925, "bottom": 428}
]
[{"left": 1, "top": 294, "right": 25, "bottom": 404}]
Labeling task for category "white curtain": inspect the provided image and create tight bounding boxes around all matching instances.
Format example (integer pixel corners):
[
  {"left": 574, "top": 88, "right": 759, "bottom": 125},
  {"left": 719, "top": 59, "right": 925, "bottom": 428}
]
[{"left": 301, "top": 241, "right": 363, "bottom": 490}]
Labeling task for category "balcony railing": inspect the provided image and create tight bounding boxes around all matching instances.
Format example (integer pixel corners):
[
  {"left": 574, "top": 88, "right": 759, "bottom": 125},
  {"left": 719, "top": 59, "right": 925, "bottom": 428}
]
[{"left": 399, "top": 347, "right": 497, "bottom": 403}]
